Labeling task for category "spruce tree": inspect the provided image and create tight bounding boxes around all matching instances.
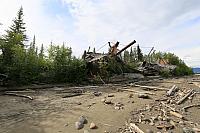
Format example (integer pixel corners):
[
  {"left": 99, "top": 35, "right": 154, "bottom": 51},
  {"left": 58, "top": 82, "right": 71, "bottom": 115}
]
[
  {"left": 39, "top": 44, "right": 44, "bottom": 59},
  {"left": 137, "top": 45, "right": 143, "bottom": 61},
  {"left": 5, "top": 6, "right": 27, "bottom": 47}
]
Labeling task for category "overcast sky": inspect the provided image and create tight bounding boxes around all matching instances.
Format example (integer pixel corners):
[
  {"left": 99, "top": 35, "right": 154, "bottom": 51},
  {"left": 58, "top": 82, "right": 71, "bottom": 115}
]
[{"left": 0, "top": 0, "right": 200, "bottom": 67}]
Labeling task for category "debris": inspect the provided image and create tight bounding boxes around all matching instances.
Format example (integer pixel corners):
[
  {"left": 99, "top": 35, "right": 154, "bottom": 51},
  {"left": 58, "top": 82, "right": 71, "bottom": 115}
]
[
  {"left": 64, "top": 123, "right": 68, "bottom": 127},
  {"left": 114, "top": 106, "right": 120, "bottom": 110},
  {"left": 161, "top": 101, "right": 176, "bottom": 112},
  {"left": 114, "top": 102, "right": 124, "bottom": 110},
  {"left": 182, "top": 104, "right": 200, "bottom": 111},
  {"left": 101, "top": 98, "right": 106, "bottom": 102},
  {"left": 167, "top": 85, "right": 178, "bottom": 96},
  {"left": 93, "top": 91, "right": 102, "bottom": 96},
  {"left": 134, "top": 84, "right": 168, "bottom": 91},
  {"left": 176, "top": 89, "right": 194, "bottom": 105},
  {"left": 90, "top": 122, "right": 97, "bottom": 129},
  {"left": 79, "top": 116, "right": 87, "bottom": 124},
  {"left": 129, "top": 93, "right": 134, "bottom": 98},
  {"left": 104, "top": 100, "right": 112, "bottom": 104},
  {"left": 192, "top": 127, "right": 200, "bottom": 132},
  {"left": 3, "top": 92, "right": 33, "bottom": 100},
  {"left": 129, "top": 123, "right": 144, "bottom": 133},
  {"left": 138, "top": 93, "right": 150, "bottom": 99},
  {"left": 170, "top": 111, "right": 183, "bottom": 119},
  {"left": 120, "top": 88, "right": 155, "bottom": 95},
  {"left": 108, "top": 94, "right": 114, "bottom": 97},
  {"left": 62, "top": 93, "right": 83, "bottom": 98},
  {"left": 75, "top": 121, "right": 84, "bottom": 130},
  {"left": 182, "top": 127, "right": 195, "bottom": 133}
]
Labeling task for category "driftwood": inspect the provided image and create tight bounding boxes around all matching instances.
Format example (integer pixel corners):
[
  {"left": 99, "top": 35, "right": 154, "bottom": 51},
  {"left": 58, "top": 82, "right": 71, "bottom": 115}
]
[
  {"left": 170, "top": 111, "right": 183, "bottom": 119},
  {"left": 120, "top": 88, "right": 155, "bottom": 95},
  {"left": 134, "top": 84, "right": 168, "bottom": 91},
  {"left": 129, "top": 123, "right": 144, "bottom": 133},
  {"left": 182, "top": 104, "right": 200, "bottom": 111},
  {"left": 176, "top": 89, "right": 194, "bottom": 105},
  {"left": 161, "top": 101, "right": 176, "bottom": 112},
  {"left": 167, "top": 85, "right": 178, "bottom": 96},
  {"left": 193, "top": 128, "right": 200, "bottom": 132},
  {"left": 3, "top": 92, "right": 33, "bottom": 100},
  {"left": 62, "top": 93, "right": 83, "bottom": 98}
]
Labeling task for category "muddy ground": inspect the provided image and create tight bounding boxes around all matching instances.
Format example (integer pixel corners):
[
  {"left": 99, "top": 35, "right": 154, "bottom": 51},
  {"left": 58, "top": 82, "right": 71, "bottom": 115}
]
[{"left": 0, "top": 75, "right": 200, "bottom": 133}]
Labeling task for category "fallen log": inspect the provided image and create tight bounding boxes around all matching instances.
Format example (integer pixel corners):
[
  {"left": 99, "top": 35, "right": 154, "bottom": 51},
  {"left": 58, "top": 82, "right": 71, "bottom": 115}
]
[
  {"left": 167, "top": 85, "right": 178, "bottom": 96},
  {"left": 129, "top": 123, "right": 144, "bottom": 133},
  {"left": 134, "top": 84, "right": 168, "bottom": 91},
  {"left": 3, "top": 92, "right": 33, "bottom": 100},
  {"left": 170, "top": 111, "right": 183, "bottom": 119},
  {"left": 193, "top": 128, "right": 200, "bottom": 132},
  {"left": 62, "top": 93, "right": 83, "bottom": 98},
  {"left": 176, "top": 89, "right": 194, "bottom": 105},
  {"left": 182, "top": 104, "right": 200, "bottom": 111},
  {"left": 119, "top": 88, "right": 155, "bottom": 95}
]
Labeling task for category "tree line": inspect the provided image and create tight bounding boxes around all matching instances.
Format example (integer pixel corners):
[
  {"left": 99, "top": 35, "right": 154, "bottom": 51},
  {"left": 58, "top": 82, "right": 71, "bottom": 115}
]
[
  {"left": 0, "top": 7, "right": 87, "bottom": 85},
  {"left": 0, "top": 7, "right": 193, "bottom": 85}
]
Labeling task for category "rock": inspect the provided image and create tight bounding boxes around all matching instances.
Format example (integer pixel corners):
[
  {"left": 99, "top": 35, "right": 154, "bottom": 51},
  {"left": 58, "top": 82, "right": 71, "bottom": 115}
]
[
  {"left": 101, "top": 98, "right": 106, "bottom": 102},
  {"left": 75, "top": 121, "right": 84, "bottom": 129},
  {"left": 104, "top": 100, "right": 112, "bottom": 104},
  {"left": 90, "top": 122, "right": 97, "bottom": 129},
  {"left": 79, "top": 116, "right": 87, "bottom": 124},
  {"left": 129, "top": 94, "right": 134, "bottom": 98},
  {"left": 115, "top": 102, "right": 123, "bottom": 107},
  {"left": 146, "top": 129, "right": 154, "bottom": 133},
  {"left": 64, "top": 123, "right": 68, "bottom": 127},
  {"left": 93, "top": 91, "right": 102, "bottom": 96},
  {"left": 114, "top": 106, "right": 120, "bottom": 110},
  {"left": 108, "top": 94, "right": 114, "bottom": 97},
  {"left": 84, "top": 130, "right": 90, "bottom": 133},
  {"left": 182, "top": 127, "right": 195, "bottom": 133},
  {"left": 138, "top": 93, "right": 150, "bottom": 99},
  {"left": 77, "top": 102, "right": 82, "bottom": 105}
]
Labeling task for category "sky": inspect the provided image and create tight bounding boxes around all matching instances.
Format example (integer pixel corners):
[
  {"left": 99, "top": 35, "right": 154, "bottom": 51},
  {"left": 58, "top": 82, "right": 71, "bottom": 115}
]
[{"left": 0, "top": 0, "right": 200, "bottom": 67}]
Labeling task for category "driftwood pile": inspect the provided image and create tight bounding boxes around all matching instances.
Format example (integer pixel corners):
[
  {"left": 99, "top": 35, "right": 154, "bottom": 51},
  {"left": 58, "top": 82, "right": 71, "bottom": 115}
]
[{"left": 120, "top": 85, "right": 200, "bottom": 133}]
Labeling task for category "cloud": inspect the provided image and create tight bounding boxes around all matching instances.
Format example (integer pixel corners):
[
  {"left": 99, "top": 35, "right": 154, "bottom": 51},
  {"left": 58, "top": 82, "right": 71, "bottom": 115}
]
[{"left": 62, "top": 0, "right": 200, "bottom": 66}]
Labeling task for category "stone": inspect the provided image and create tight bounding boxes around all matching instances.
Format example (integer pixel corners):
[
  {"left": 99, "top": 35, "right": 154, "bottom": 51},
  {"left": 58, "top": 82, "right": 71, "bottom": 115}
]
[
  {"left": 93, "top": 91, "right": 102, "bottom": 96},
  {"left": 75, "top": 121, "right": 84, "bottom": 129},
  {"left": 101, "top": 98, "right": 106, "bottom": 102},
  {"left": 84, "top": 130, "right": 90, "bottom": 133},
  {"left": 90, "top": 122, "right": 97, "bottom": 129},
  {"left": 129, "top": 94, "right": 134, "bottom": 98},
  {"left": 182, "top": 127, "right": 195, "bottom": 133},
  {"left": 64, "top": 123, "right": 68, "bottom": 127},
  {"left": 79, "top": 116, "right": 87, "bottom": 124},
  {"left": 114, "top": 106, "right": 120, "bottom": 110},
  {"left": 146, "top": 129, "right": 154, "bottom": 133},
  {"left": 108, "top": 94, "right": 114, "bottom": 97},
  {"left": 104, "top": 100, "right": 112, "bottom": 104},
  {"left": 138, "top": 93, "right": 150, "bottom": 99}
]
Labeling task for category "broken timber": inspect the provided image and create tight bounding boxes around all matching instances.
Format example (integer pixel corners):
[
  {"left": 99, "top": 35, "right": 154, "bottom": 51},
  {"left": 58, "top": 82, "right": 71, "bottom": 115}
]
[
  {"left": 134, "top": 84, "right": 168, "bottom": 91},
  {"left": 176, "top": 89, "right": 194, "bottom": 105},
  {"left": 129, "top": 123, "right": 144, "bottom": 133},
  {"left": 3, "top": 92, "right": 33, "bottom": 100},
  {"left": 120, "top": 88, "right": 155, "bottom": 95},
  {"left": 167, "top": 85, "right": 178, "bottom": 96},
  {"left": 170, "top": 111, "right": 183, "bottom": 119},
  {"left": 182, "top": 104, "right": 200, "bottom": 111}
]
